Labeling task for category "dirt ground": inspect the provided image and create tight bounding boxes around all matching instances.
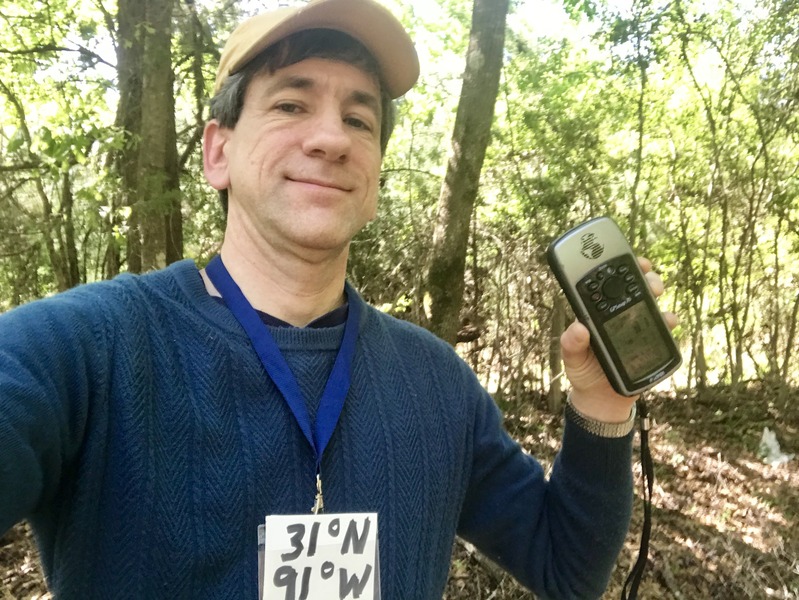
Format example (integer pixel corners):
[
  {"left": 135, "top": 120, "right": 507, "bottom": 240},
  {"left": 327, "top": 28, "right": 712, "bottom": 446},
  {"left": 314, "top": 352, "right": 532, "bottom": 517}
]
[
  {"left": 443, "top": 384, "right": 799, "bottom": 599},
  {"left": 2, "top": 383, "right": 797, "bottom": 599}
]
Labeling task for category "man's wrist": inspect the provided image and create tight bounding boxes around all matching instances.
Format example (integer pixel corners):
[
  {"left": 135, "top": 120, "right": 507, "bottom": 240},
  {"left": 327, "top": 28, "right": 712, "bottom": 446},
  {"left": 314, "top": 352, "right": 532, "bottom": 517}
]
[
  {"left": 568, "top": 387, "right": 637, "bottom": 422},
  {"left": 565, "top": 394, "right": 636, "bottom": 438}
]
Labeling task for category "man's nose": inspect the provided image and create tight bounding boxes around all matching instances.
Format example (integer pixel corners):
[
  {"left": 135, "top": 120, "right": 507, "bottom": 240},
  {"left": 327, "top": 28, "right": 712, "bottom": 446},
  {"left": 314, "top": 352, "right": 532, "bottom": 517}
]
[{"left": 302, "top": 110, "right": 351, "bottom": 161}]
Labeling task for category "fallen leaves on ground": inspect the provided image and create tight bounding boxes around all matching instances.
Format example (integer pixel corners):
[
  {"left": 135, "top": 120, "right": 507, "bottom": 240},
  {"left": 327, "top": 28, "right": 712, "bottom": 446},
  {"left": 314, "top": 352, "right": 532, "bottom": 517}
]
[{"left": 1, "top": 384, "right": 796, "bottom": 599}]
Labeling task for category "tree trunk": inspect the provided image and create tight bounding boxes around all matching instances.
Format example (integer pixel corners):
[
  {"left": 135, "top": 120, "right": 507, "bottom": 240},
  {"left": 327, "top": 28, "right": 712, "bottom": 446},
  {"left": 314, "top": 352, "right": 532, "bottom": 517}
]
[
  {"left": 138, "top": 0, "right": 180, "bottom": 271},
  {"left": 548, "top": 294, "right": 566, "bottom": 413},
  {"left": 0, "top": 80, "right": 79, "bottom": 291},
  {"left": 60, "top": 170, "right": 81, "bottom": 288},
  {"left": 628, "top": 14, "right": 648, "bottom": 247},
  {"left": 114, "top": 0, "right": 145, "bottom": 274},
  {"left": 782, "top": 291, "right": 799, "bottom": 383},
  {"left": 114, "top": 0, "right": 180, "bottom": 274},
  {"left": 426, "top": 0, "right": 510, "bottom": 345}
]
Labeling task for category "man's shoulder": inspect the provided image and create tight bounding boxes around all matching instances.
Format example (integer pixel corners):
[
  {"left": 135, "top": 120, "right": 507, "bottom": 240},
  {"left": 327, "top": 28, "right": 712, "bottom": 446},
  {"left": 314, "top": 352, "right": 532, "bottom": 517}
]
[
  {"left": 360, "top": 303, "right": 468, "bottom": 367},
  {"left": 356, "top": 303, "right": 490, "bottom": 414},
  {"left": 2, "top": 260, "right": 201, "bottom": 323},
  {"left": 106, "top": 259, "right": 200, "bottom": 300},
  {"left": 362, "top": 304, "right": 445, "bottom": 344}
]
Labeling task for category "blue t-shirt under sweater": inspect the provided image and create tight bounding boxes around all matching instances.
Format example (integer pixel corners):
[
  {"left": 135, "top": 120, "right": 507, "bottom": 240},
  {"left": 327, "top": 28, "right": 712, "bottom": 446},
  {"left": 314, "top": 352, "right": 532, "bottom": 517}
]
[{"left": 0, "top": 260, "right": 634, "bottom": 599}]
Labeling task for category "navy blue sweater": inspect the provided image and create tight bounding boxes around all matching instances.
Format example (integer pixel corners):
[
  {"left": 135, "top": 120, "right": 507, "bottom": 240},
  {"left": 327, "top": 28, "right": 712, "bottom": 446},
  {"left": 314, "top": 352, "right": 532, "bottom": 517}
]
[{"left": 0, "top": 260, "right": 633, "bottom": 599}]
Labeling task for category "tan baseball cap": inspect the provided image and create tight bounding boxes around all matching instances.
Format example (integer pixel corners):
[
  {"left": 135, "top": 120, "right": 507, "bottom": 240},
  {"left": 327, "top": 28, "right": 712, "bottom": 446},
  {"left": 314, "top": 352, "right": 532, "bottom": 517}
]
[{"left": 213, "top": 0, "right": 420, "bottom": 98}]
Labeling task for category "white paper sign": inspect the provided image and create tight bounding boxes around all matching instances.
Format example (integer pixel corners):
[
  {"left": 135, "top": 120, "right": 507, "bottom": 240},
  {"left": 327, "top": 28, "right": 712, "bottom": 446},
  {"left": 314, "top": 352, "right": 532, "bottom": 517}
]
[{"left": 262, "top": 513, "right": 379, "bottom": 600}]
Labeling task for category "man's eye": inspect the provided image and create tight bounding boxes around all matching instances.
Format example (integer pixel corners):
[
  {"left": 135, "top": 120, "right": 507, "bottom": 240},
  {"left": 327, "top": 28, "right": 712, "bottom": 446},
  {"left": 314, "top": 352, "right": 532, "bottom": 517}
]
[
  {"left": 345, "top": 116, "right": 372, "bottom": 131},
  {"left": 276, "top": 103, "right": 301, "bottom": 113}
]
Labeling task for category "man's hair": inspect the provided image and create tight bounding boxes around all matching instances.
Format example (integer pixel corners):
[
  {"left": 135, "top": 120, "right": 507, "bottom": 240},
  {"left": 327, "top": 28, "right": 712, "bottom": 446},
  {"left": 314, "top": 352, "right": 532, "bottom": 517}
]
[{"left": 209, "top": 29, "right": 397, "bottom": 213}]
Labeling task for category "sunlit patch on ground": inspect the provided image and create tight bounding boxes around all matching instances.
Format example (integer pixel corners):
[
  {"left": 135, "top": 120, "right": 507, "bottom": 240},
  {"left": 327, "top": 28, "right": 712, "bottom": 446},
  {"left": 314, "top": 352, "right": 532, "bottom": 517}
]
[{"left": 1, "top": 385, "right": 796, "bottom": 599}]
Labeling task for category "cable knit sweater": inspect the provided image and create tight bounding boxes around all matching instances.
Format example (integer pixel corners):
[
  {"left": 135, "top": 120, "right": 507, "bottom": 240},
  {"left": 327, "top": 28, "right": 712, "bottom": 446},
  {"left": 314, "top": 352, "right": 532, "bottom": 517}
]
[{"left": 0, "top": 260, "right": 633, "bottom": 599}]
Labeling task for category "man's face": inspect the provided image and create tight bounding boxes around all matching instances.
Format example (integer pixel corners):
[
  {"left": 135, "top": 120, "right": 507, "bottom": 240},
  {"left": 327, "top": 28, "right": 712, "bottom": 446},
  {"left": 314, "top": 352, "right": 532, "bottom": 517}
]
[{"left": 204, "top": 57, "right": 383, "bottom": 259}]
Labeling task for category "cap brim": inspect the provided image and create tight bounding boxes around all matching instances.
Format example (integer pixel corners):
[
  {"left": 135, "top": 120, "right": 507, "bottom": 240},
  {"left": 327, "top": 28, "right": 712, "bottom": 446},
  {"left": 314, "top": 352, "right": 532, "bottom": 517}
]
[{"left": 214, "top": 0, "right": 420, "bottom": 98}]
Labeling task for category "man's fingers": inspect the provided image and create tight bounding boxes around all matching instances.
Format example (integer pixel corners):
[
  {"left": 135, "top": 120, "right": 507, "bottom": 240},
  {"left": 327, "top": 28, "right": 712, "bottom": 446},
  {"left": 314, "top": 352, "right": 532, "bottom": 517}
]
[
  {"left": 560, "top": 320, "right": 591, "bottom": 368},
  {"left": 637, "top": 257, "right": 667, "bottom": 297},
  {"left": 562, "top": 308, "right": 679, "bottom": 370},
  {"left": 645, "top": 270, "right": 664, "bottom": 297},
  {"left": 663, "top": 311, "right": 679, "bottom": 330},
  {"left": 636, "top": 257, "right": 676, "bottom": 321}
]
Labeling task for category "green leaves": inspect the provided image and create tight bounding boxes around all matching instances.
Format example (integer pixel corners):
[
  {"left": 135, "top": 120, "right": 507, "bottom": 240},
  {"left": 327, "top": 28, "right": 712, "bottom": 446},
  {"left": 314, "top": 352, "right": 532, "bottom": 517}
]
[
  {"left": 0, "top": 0, "right": 798, "bottom": 386},
  {"left": 6, "top": 130, "right": 26, "bottom": 154},
  {"left": 562, "top": 0, "right": 598, "bottom": 21}
]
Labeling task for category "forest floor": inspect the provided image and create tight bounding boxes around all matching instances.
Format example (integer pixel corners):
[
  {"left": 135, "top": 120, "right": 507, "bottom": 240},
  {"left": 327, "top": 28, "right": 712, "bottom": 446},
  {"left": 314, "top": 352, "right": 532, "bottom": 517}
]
[{"left": 1, "top": 383, "right": 797, "bottom": 599}]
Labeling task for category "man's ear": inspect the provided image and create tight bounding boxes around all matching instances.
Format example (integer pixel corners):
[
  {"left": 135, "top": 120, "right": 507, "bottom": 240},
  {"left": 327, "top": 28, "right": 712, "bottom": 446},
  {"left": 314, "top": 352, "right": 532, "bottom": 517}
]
[{"left": 203, "top": 120, "right": 231, "bottom": 191}]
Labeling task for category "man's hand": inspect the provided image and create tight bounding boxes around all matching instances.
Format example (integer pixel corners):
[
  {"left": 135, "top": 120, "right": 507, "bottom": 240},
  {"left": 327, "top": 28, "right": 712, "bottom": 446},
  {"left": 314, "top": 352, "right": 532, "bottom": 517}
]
[{"left": 561, "top": 257, "right": 679, "bottom": 423}]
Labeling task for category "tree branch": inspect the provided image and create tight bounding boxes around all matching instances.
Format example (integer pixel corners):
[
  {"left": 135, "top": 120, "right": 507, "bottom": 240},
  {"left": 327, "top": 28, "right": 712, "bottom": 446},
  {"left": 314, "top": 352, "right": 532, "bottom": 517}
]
[
  {"left": 0, "top": 162, "right": 42, "bottom": 173},
  {"left": 0, "top": 44, "right": 115, "bottom": 69}
]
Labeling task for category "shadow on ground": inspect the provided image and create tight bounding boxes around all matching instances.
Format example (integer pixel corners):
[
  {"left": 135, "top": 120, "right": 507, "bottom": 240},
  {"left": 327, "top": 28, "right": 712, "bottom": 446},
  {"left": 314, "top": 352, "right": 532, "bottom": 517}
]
[{"left": 1, "top": 384, "right": 797, "bottom": 599}]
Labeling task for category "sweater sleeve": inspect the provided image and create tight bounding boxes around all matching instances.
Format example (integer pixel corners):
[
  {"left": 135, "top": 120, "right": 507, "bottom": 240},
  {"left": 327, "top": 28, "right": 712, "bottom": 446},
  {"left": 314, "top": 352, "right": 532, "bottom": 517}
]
[
  {"left": 457, "top": 382, "right": 634, "bottom": 600},
  {"left": 0, "top": 289, "right": 110, "bottom": 535}
]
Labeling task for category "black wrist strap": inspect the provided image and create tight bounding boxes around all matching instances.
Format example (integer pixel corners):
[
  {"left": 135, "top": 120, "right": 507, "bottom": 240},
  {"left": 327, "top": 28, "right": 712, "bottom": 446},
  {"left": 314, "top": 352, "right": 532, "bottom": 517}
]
[{"left": 621, "top": 395, "right": 654, "bottom": 600}]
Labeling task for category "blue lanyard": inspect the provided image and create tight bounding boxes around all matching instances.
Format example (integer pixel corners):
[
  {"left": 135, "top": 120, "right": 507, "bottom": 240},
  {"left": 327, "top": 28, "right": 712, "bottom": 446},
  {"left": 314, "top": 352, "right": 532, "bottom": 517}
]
[{"left": 205, "top": 255, "right": 360, "bottom": 470}]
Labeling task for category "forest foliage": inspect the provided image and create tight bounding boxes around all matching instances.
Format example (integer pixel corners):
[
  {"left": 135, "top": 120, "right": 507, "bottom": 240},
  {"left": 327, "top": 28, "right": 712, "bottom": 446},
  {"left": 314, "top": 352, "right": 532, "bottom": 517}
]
[
  {"left": 1, "top": 0, "right": 799, "bottom": 398},
  {"left": 1, "top": 0, "right": 798, "bottom": 598}
]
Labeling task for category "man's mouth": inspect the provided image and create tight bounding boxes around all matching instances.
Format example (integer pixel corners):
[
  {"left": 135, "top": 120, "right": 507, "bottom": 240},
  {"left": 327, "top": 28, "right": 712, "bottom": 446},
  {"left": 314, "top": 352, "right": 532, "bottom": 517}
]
[{"left": 287, "top": 177, "right": 352, "bottom": 192}]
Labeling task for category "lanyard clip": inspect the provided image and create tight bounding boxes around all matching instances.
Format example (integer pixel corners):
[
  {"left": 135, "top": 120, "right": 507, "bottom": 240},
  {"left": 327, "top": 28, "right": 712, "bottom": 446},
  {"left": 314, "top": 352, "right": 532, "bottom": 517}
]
[{"left": 312, "top": 472, "right": 325, "bottom": 515}]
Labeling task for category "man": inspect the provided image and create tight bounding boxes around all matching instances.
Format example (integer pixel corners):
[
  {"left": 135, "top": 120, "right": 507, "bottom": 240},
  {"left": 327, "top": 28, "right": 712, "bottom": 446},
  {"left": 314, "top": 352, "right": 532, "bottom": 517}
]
[{"left": 0, "top": 0, "right": 676, "bottom": 598}]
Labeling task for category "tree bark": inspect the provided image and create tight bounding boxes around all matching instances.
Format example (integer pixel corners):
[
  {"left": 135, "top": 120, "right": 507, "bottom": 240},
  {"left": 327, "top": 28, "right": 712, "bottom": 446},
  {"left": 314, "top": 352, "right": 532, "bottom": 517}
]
[
  {"left": 426, "top": 0, "right": 510, "bottom": 345},
  {"left": 628, "top": 13, "right": 648, "bottom": 247},
  {"left": 114, "top": 0, "right": 180, "bottom": 274},
  {"left": 138, "top": 0, "right": 180, "bottom": 271},
  {"left": 114, "top": 0, "right": 145, "bottom": 275},
  {"left": 548, "top": 294, "right": 566, "bottom": 413},
  {"left": 60, "top": 170, "right": 81, "bottom": 288}
]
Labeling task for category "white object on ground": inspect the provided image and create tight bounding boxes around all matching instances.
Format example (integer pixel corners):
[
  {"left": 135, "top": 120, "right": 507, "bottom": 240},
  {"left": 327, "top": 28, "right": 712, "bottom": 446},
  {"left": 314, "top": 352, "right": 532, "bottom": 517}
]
[{"left": 758, "top": 427, "right": 794, "bottom": 466}]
